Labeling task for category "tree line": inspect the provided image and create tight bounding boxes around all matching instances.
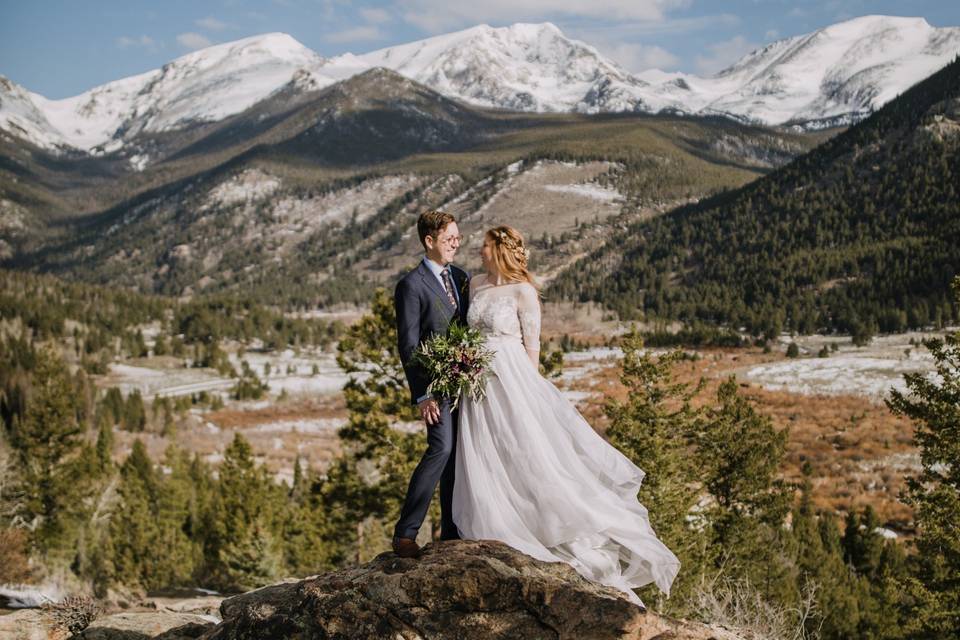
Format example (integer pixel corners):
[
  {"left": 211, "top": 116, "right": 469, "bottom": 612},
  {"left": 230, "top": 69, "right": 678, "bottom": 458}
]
[{"left": 550, "top": 56, "right": 960, "bottom": 338}]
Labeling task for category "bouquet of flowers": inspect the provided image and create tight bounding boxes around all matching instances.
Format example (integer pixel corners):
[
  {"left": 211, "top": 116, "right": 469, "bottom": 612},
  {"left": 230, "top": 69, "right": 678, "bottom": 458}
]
[{"left": 414, "top": 321, "right": 494, "bottom": 408}]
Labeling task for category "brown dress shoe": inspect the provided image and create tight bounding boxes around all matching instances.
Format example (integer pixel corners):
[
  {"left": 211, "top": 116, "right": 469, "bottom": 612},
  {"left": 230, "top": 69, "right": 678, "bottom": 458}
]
[{"left": 392, "top": 536, "right": 421, "bottom": 558}]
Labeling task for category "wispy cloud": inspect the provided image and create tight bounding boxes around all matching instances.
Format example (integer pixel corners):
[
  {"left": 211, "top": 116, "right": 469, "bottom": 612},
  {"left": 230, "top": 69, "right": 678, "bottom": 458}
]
[
  {"left": 196, "top": 17, "right": 230, "bottom": 31},
  {"left": 399, "top": 0, "right": 691, "bottom": 33},
  {"left": 326, "top": 25, "right": 385, "bottom": 43},
  {"left": 569, "top": 13, "right": 740, "bottom": 41},
  {"left": 695, "top": 35, "right": 759, "bottom": 75},
  {"left": 596, "top": 42, "right": 680, "bottom": 72},
  {"left": 565, "top": 13, "right": 740, "bottom": 70},
  {"left": 360, "top": 8, "right": 392, "bottom": 24},
  {"left": 177, "top": 32, "right": 214, "bottom": 50},
  {"left": 615, "top": 13, "right": 740, "bottom": 36},
  {"left": 116, "top": 35, "right": 159, "bottom": 52}
]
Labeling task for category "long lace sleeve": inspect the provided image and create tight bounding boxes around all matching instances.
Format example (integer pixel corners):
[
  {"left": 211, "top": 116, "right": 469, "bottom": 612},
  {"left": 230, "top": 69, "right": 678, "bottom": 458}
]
[{"left": 517, "top": 284, "right": 541, "bottom": 366}]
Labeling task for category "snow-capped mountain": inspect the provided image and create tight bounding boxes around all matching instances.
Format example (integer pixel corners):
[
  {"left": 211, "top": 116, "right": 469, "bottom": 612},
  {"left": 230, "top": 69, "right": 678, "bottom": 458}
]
[
  {"left": 350, "top": 22, "right": 653, "bottom": 113},
  {"left": 640, "top": 15, "right": 960, "bottom": 127},
  {"left": 2, "top": 16, "right": 959, "bottom": 155},
  {"left": 1, "top": 33, "right": 330, "bottom": 153}
]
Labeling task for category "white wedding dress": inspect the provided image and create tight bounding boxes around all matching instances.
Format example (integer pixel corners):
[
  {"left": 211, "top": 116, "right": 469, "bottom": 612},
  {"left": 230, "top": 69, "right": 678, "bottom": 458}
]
[{"left": 452, "top": 276, "right": 680, "bottom": 606}]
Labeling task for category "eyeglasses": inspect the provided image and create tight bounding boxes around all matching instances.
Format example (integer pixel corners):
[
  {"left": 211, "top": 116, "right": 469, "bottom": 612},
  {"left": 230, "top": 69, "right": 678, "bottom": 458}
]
[{"left": 437, "top": 234, "right": 464, "bottom": 247}]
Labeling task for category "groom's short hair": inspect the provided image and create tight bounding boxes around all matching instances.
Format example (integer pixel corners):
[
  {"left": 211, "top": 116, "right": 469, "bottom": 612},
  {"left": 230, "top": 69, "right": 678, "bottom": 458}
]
[{"left": 417, "top": 210, "right": 456, "bottom": 249}]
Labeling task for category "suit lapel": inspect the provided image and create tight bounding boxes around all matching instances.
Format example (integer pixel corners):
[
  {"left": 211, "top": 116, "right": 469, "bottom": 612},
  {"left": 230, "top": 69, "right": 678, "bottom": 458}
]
[
  {"left": 450, "top": 266, "right": 469, "bottom": 321},
  {"left": 418, "top": 261, "right": 457, "bottom": 314}
]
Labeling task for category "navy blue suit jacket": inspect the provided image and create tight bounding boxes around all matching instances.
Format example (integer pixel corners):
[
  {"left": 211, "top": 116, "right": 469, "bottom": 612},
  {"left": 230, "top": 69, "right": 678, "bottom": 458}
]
[{"left": 395, "top": 260, "right": 470, "bottom": 405}]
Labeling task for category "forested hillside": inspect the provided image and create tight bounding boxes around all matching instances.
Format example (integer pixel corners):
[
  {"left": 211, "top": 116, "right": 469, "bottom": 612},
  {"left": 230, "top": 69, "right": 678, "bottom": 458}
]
[{"left": 551, "top": 57, "right": 960, "bottom": 337}]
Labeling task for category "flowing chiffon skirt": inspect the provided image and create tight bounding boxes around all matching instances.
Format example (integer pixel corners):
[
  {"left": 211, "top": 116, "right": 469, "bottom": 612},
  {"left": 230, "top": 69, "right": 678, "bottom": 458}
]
[{"left": 452, "top": 335, "right": 680, "bottom": 606}]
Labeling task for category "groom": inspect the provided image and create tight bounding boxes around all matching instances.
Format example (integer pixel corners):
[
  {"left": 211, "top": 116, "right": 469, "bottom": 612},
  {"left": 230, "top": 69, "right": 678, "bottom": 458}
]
[{"left": 392, "top": 210, "right": 469, "bottom": 558}]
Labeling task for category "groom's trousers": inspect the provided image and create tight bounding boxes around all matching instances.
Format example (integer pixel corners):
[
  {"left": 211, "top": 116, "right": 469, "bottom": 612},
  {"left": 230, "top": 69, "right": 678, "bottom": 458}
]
[{"left": 394, "top": 399, "right": 460, "bottom": 541}]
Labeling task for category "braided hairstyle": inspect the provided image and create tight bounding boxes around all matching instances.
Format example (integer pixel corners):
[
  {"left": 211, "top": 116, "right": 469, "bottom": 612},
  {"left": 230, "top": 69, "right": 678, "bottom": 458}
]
[{"left": 486, "top": 225, "right": 540, "bottom": 292}]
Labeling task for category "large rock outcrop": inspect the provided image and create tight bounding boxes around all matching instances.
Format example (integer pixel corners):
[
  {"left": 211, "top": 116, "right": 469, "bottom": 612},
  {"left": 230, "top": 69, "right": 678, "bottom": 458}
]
[{"left": 203, "top": 539, "right": 738, "bottom": 640}]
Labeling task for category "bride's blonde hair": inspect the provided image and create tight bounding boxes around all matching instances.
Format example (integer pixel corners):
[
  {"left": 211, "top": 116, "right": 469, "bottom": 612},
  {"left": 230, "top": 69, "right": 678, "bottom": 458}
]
[{"left": 486, "top": 225, "right": 540, "bottom": 292}]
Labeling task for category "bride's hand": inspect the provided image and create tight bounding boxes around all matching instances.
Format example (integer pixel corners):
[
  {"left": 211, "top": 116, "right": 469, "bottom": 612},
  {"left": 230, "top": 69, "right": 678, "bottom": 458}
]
[{"left": 418, "top": 398, "right": 441, "bottom": 426}]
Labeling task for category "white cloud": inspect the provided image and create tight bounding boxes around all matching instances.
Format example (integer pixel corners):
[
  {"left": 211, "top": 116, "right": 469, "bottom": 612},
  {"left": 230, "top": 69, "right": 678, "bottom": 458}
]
[
  {"left": 326, "top": 25, "right": 384, "bottom": 43},
  {"left": 360, "top": 8, "right": 391, "bottom": 24},
  {"left": 695, "top": 35, "right": 759, "bottom": 76},
  {"left": 590, "top": 13, "right": 740, "bottom": 37},
  {"left": 177, "top": 32, "right": 214, "bottom": 50},
  {"left": 196, "top": 17, "right": 229, "bottom": 31},
  {"left": 764, "top": 29, "right": 779, "bottom": 40},
  {"left": 399, "top": 0, "right": 691, "bottom": 34},
  {"left": 597, "top": 42, "right": 680, "bottom": 72},
  {"left": 116, "top": 35, "right": 158, "bottom": 51}
]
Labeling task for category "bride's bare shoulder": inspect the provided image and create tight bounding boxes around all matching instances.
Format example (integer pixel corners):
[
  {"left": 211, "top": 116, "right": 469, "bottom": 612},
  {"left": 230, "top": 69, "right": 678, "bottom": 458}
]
[{"left": 469, "top": 273, "right": 487, "bottom": 292}]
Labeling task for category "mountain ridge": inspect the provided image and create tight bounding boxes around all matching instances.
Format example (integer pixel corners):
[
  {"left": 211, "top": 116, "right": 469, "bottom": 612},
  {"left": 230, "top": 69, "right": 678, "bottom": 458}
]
[
  {"left": 548, "top": 54, "right": 960, "bottom": 335},
  {"left": 3, "top": 15, "right": 958, "bottom": 157}
]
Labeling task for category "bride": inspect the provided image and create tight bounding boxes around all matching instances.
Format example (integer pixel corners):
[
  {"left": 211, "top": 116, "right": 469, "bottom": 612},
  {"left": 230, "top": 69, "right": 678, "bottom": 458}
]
[{"left": 452, "top": 225, "right": 680, "bottom": 607}]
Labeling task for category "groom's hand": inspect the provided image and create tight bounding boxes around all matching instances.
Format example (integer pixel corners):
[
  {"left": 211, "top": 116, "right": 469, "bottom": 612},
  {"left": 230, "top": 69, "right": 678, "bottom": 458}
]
[{"left": 418, "top": 398, "right": 441, "bottom": 426}]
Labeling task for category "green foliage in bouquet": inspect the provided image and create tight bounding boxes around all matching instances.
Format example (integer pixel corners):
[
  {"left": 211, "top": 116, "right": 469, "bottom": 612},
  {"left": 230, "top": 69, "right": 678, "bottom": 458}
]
[{"left": 414, "top": 322, "right": 494, "bottom": 408}]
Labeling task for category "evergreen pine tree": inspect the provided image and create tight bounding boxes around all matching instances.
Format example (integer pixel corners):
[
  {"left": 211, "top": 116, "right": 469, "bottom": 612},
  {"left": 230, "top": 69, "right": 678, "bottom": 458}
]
[
  {"left": 604, "top": 328, "right": 705, "bottom": 611},
  {"left": 696, "top": 376, "right": 793, "bottom": 603},
  {"left": 151, "top": 446, "right": 203, "bottom": 587},
  {"left": 212, "top": 434, "right": 282, "bottom": 591},
  {"left": 323, "top": 289, "right": 425, "bottom": 561},
  {"left": 123, "top": 390, "right": 146, "bottom": 432},
  {"left": 95, "top": 419, "right": 114, "bottom": 473},
  {"left": 10, "top": 348, "right": 88, "bottom": 562},
  {"left": 107, "top": 439, "right": 160, "bottom": 589},
  {"left": 886, "top": 277, "right": 960, "bottom": 638}
]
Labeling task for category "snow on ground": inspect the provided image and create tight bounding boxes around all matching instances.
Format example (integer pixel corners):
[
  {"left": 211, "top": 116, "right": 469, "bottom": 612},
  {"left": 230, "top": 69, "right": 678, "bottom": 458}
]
[
  {"left": 745, "top": 331, "right": 943, "bottom": 401},
  {"left": 744, "top": 356, "right": 930, "bottom": 400},
  {"left": 561, "top": 390, "right": 592, "bottom": 403},
  {"left": 107, "top": 363, "right": 234, "bottom": 399},
  {"left": 562, "top": 347, "right": 622, "bottom": 362},
  {"left": 105, "top": 330, "right": 943, "bottom": 412},
  {"left": 128, "top": 154, "right": 150, "bottom": 171},
  {"left": 105, "top": 347, "right": 347, "bottom": 401},
  {"left": 542, "top": 183, "right": 621, "bottom": 201},
  {"left": 228, "top": 349, "right": 349, "bottom": 398},
  {"left": 0, "top": 584, "right": 65, "bottom": 608},
  {"left": 247, "top": 418, "right": 343, "bottom": 434},
  {"left": 204, "top": 168, "right": 281, "bottom": 208},
  {"left": 0, "top": 199, "right": 28, "bottom": 232},
  {"left": 856, "top": 452, "right": 922, "bottom": 474},
  {"left": 270, "top": 174, "right": 421, "bottom": 231},
  {"left": 458, "top": 160, "right": 623, "bottom": 257}
]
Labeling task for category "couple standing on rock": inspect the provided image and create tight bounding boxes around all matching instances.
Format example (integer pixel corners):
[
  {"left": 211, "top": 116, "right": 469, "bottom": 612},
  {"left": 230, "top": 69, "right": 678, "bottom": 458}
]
[{"left": 390, "top": 210, "right": 679, "bottom": 607}]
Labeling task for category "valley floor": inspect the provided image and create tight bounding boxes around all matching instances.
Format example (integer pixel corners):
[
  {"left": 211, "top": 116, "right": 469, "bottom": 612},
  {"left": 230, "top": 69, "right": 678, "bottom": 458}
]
[{"left": 96, "top": 307, "right": 945, "bottom": 535}]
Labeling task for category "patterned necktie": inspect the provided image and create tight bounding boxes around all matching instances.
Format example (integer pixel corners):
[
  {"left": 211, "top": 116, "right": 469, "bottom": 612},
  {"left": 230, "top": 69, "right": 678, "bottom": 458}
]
[{"left": 440, "top": 267, "right": 458, "bottom": 310}]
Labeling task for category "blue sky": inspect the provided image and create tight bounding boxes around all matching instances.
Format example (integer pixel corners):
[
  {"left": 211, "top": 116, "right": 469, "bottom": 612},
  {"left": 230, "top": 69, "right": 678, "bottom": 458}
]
[{"left": 2, "top": 0, "right": 959, "bottom": 98}]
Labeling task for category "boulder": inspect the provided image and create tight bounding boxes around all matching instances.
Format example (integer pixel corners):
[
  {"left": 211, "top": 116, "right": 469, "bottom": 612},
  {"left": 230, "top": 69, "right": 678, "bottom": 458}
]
[
  {"left": 0, "top": 609, "right": 69, "bottom": 640},
  {"left": 81, "top": 611, "right": 215, "bottom": 640},
  {"left": 203, "top": 539, "right": 739, "bottom": 640}
]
